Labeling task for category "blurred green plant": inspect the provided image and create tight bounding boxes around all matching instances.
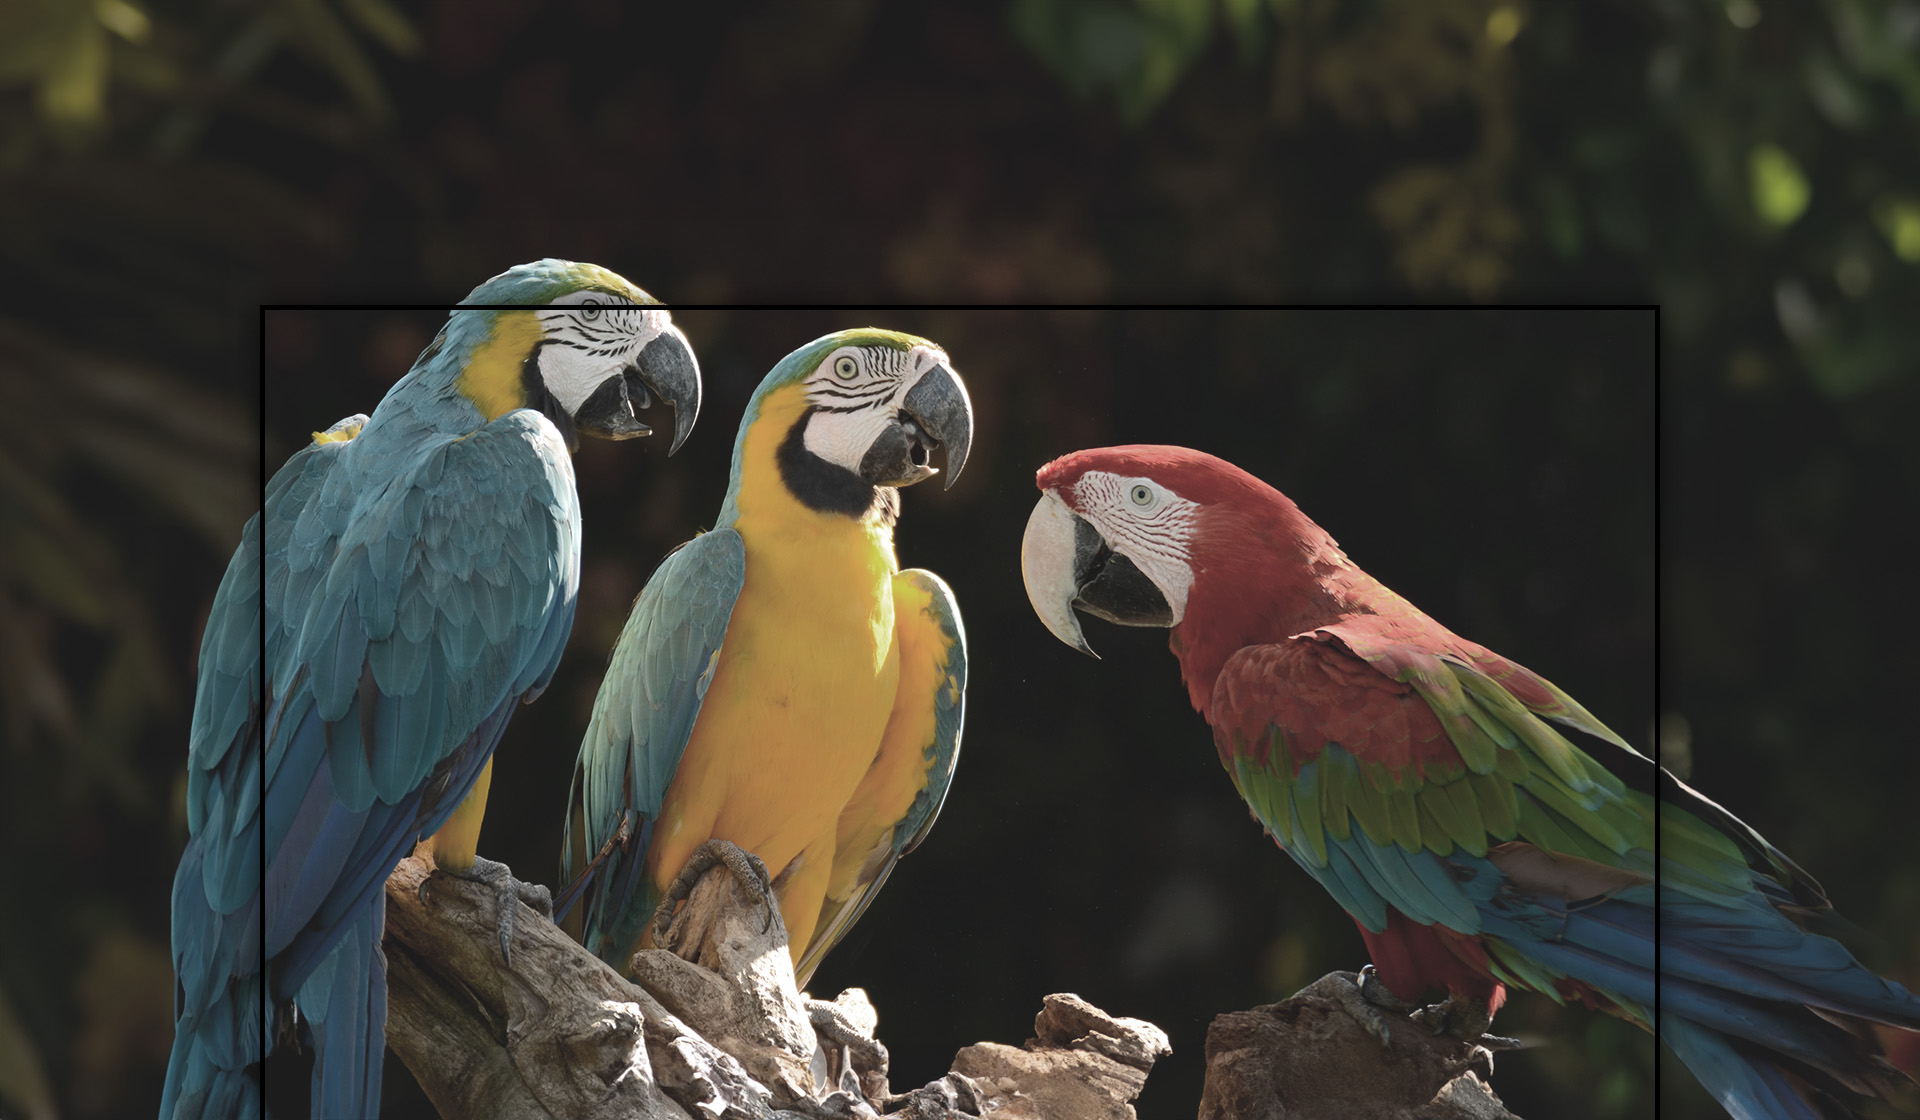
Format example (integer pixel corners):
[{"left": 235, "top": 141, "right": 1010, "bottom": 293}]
[
  {"left": 0, "top": 0, "right": 416, "bottom": 144},
  {"left": 1007, "top": 0, "right": 1920, "bottom": 350},
  {"left": 0, "top": 4, "right": 402, "bottom": 1112},
  {"left": 0, "top": 319, "right": 254, "bottom": 1118},
  {"left": 1009, "top": 0, "right": 1533, "bottom": 295},
  {"left": 0, "top": 0, "right": 421, "bottom": 371},
  {"left": 0, "top": 321, "right": 252, "bottom": 784}
]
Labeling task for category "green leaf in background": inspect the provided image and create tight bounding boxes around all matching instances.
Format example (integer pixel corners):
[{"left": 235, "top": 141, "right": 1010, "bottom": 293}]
[
  {"left": 1874, "top": 195, "right": 1920, "bottom": 262},
  {"left": 1750, "top": 143, "right": 1811, "bottom": 229}
]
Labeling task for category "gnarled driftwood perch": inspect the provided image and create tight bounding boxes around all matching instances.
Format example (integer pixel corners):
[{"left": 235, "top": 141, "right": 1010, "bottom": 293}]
[
  {"left": 382, "top": 845, "right": 1170, "bottom": 1119},
  {"left": 1201, "top": 972, "right": 1523, "bottom": 1120}
]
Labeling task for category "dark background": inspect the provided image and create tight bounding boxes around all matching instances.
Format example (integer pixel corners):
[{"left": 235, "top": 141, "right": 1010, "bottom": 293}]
[{"left": 2, "top": 1, "right": 1916, "bottom": 1118}]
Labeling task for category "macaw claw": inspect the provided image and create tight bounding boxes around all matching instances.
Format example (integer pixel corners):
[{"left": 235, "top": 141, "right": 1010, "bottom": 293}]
[
  {"left": 1406, "top": 989, "right": 1523, "bottom": 1054},
  {"left": 422, "top": 855, "right": 553, "bottom": 967},
  {"left": 1317, "top": 966, "right": 1404, "bottom": 1050},
  {"left": 806, "top": 996, "right": 889, "bottom": 1098},
  {"left": 1337, "top": 966, "right": 1521, "bottom": 1075},
  {"left": 648, "top": 839, "right": 776, "bottom": 948}
]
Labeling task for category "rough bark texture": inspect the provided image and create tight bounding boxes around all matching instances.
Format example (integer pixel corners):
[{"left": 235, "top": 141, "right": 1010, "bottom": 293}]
[
  {"left": 382, "top": 845, "right": 1171, "bottom": 1119},
  {"left": 946, "top": 994, "right": 1171, "bottom": 1120},
  {"left": 1199, "top": 972, "right": 1523, "bottom": 1120},
  {"left": 629, "top": 863, "right": 820, "bottom": 1111},
  {"left": 384, "top": 845, "right": 693, "bottom": 1119}
]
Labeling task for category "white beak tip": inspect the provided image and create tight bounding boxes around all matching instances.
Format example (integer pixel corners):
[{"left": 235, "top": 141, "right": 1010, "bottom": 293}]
[{"left": 1021, "top": 490, "right": 1099, "bottom": 658}]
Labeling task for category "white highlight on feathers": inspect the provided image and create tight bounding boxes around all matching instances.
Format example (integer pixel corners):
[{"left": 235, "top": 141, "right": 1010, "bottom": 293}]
[
  {"left": 800, "top": 343, "right": 951, "bottom": 473},
  {"left": 532, "top": 293, "right": 676, "bottom": 416},
  {"left": 1068, "top": 471, "right": 1198, "bottom": 624}
]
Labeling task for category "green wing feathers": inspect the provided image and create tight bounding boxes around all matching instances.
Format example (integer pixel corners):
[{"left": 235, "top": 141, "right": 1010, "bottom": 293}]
[{"left": 1217, "top": 630, "right": 1651, "bottom": 879}]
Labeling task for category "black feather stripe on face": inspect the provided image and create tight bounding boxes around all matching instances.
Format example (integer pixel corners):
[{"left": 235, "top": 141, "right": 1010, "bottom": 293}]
[{"left": 777, "top": 406, "right": 899, "bottom": 526}]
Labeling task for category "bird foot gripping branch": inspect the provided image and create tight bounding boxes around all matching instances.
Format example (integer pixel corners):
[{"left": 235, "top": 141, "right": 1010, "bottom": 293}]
[
  {"left": 1352, "top": 964, "right": 1523, "bottom": 1055},
  {"left": 419, "top": 854, "right": 553, "bottom": 967},
  {"left": 1204, "top": 973, "right": 1522, "bottom": 1120},
  {"left": 649, "top": 838, "right": 777, "bottom": 949}
]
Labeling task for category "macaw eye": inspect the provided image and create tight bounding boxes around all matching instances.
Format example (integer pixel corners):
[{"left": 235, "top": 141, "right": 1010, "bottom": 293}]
[
  {"left": 834, "top": 355, "right": 859, "bottom": 379},
  {"left": 581, "top": 299, "right": 602, "bottom": 321},
  {"left": 1129, "top": 483, "right": 1155, "bottom": 507}
]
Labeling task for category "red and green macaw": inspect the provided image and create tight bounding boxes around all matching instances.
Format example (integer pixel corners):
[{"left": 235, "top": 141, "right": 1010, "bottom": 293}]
[
  {"left": 1020, "top": 444, "right": 1920, "bottom": 1120},
  {"left": 162, "top": 260, "right": 701, "bottom": 1120}
]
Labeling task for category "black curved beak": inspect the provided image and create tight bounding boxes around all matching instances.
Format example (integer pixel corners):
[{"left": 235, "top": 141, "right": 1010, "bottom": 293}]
[
  {"left": 629, "top": 324, "right": 702, "bottom": 455},
  {"left": 859, "top": 363, "right": 973, "bottom": 489},
  {"left": 1021, "top": 491, "right": 1173, "bottom": 657},
  {"left": 572, "top": 324, "right": 702, "bottom": 452}
]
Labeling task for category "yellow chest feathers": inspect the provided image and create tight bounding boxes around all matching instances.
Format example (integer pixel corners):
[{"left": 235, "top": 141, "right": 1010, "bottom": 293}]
[
  {"left": 645, "top": 384, "right": 906, "bottom": 896},
  {"left": 728, "top": 382, "right": 901, "bottom": 674}
]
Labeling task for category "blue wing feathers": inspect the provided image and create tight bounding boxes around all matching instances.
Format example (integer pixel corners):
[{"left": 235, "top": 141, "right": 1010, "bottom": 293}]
[
  {"left": 303, "top": 900, "right": 387, "bottom": 1120},
  {"left": 1319, "top": 842, "right": 1389, "bottom": 931},
  {"left": 1661, "top": 1014, "right": 1827, "bottom": 1120},
  {"left": 559, "top": 529, "right": 744, "bottom": 963},
  {"left": 165, "top": 490, "right": 271, "bottom": 1118},
  {"left": 1661, "top": 893, "right": 1920, "bottom": 1028},
  {"left": 168, "top": 405, "right": 583, "bottom": 1120}
]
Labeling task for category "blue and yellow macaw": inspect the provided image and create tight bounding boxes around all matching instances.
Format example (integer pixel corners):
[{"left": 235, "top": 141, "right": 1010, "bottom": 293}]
[
  {"left": 559, "top": 328, "right": 970, "bottom": 987},
  {"left": 161, "top": 260, "right": 702, "bottom": 1120}
]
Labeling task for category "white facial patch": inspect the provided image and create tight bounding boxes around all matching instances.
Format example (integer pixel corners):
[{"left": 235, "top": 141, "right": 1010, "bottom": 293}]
[
  {"left": 1071, "top": 470, "right": 1199, "bottom": 624},
  {"left": 800, "top": 343, "right": 951, "bottom": 473},
  {"left": 531, "top": 295, "right": 674, "bottom": 415}
]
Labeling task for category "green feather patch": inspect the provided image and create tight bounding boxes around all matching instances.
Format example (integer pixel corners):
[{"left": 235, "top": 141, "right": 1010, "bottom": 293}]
[
  {"left": 1320, "top": 752, "right": 1355, "bottom": 842},
  {"left": 1269, "top": 725, "right": 1295, "bottom": 775},
  {"left": 1410, "top": 664, "right": 1502, "bottom": 774},
  {"left": 1439, "top": 779, "right": 1489, "bottom": 856},
  {"left": 1293, "top": 762, "right": 1328, "bottom": 865},
  {"left": 1345, "top": 752, "right": 1391, "bottom": 846},
  {"left": 1414, "top": 795, "right": 1455, "bottom": 857},
  {"left": 1456, "top": 669, "right": 1594, "bottom": 794},
  {"left": 1386, "top": 785, "right": 1423, "bottom": 852},
  {"left": 1657, "top": 798, "right": 1752, "bottom": 898},
  {"left": 1469, "top": 772, "right": 1519, "bottom": 841},
  {"left": 1515, "top": 788, "right": 1621, "bottom": 864},
  {"left": 1521, "top": 772, "right": 1630, "bottom": 853}
]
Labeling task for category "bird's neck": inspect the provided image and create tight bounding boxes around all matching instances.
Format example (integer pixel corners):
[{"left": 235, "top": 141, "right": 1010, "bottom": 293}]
[
  {"left": 452, "top": 310, "right": 542, "bottom": 421},
  {"left": 359, "top": 313, "right": 543, "bottom": 446},
  {"left": 723, "top": 383, "right": 899, "bottom": 567},
  {"left": 1169, "top": 503, "right": 1373, "bottom": 714}
]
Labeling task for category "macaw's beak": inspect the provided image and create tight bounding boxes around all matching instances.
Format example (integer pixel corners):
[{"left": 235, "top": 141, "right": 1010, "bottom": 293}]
[
  {"left": 1020, "top": 490, "right": 1174, "bottom": 659},
  {"left": 574, "top": 324, "right": 703, "bottom": 453},
  {"left": 860, "top": 363, "right": 973, "bottom": 489}
]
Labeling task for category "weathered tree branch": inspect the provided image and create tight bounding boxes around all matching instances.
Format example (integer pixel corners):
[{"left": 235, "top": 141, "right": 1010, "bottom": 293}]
[
  {"left": 1200, "top": 972, "right": 1523, "bottom": 1120},
  {"left": 386, "top": 845, "right": 701, "bottom": 1118},
  {"left": 386, "top": 846, "right": 1519, "bottom": 1119},
  {"left": 382, "top": 845, "right": 1170, "bottom": 1119}
]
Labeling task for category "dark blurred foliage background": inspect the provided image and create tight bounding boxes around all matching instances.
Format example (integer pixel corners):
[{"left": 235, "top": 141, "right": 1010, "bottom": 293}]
[{"left": 0, "top": 0, "right": 1914, "bottom": 1118}]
